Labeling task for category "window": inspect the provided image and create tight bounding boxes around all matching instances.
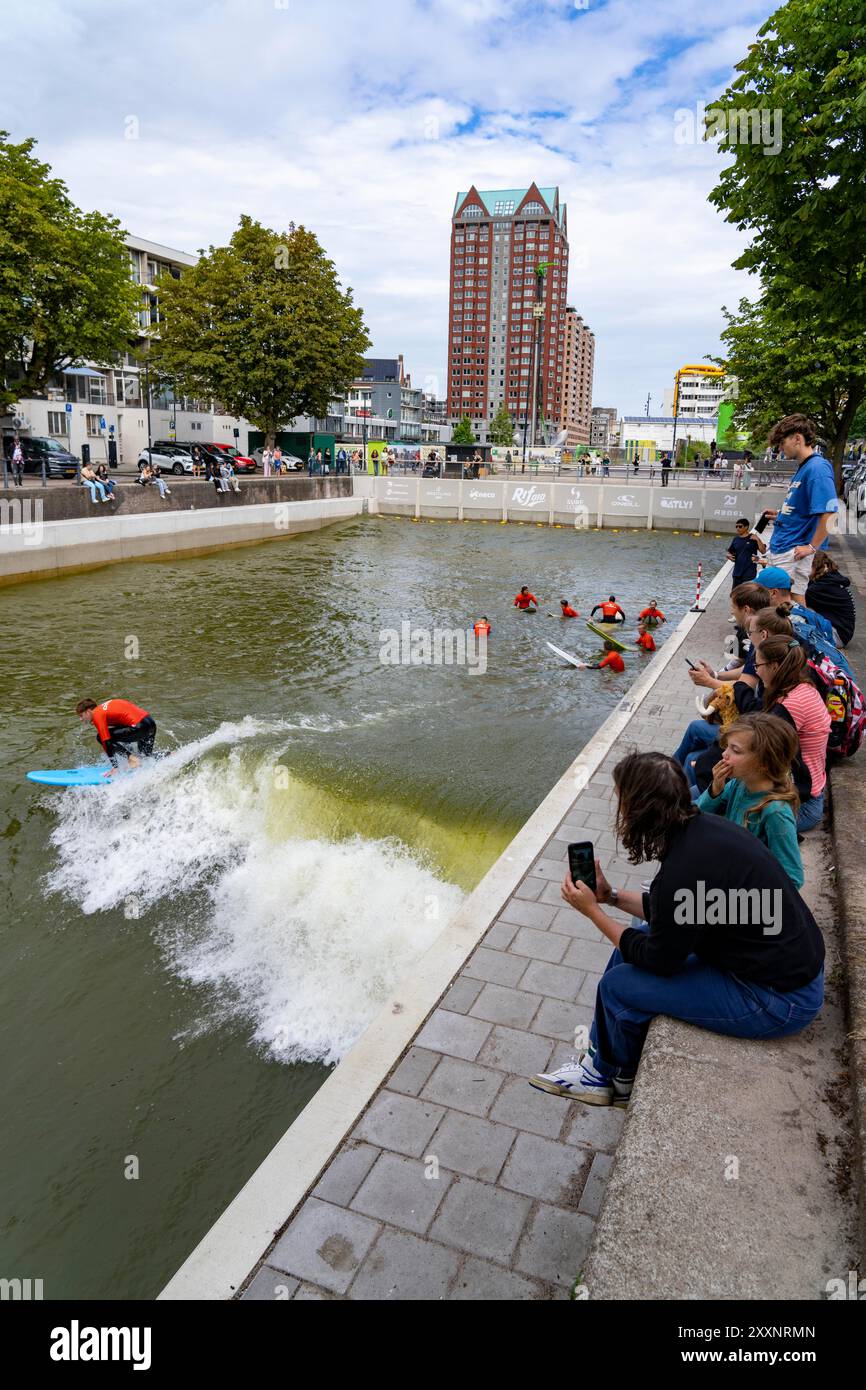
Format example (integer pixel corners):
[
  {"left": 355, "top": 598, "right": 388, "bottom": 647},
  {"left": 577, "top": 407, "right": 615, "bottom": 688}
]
[
  {"left": 86, "top": 414, "right": 103, "bottom": 436},
  {"left": 493, "top": 199, "right": 515, "bottom": 215},
  {"left": 462, "top": 205, "right": 482, "bottom": 219},
  {"left": 47, "top": 410, "right": 68, "bottom": 436}
]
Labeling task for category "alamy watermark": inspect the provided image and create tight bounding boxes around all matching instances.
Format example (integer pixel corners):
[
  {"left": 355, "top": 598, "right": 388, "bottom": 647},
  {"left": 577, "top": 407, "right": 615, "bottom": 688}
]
[
  {"left": 674, "top": 881, "right": 782, "bottom": 936},
  {"left": 379, "top": 621, "right": 488, "bottom": 675},
  {"left": 0, "top": 498, "right": 43, "bottom": 546},
  {"left": 675, "top": 101, "right": 783, "bottom": 157}
]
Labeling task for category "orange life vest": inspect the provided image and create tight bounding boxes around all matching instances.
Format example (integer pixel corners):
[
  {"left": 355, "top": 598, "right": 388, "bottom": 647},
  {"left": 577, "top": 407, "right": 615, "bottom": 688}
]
[{"left": 474, "top": 622, "right": 491, "bottom": 637}]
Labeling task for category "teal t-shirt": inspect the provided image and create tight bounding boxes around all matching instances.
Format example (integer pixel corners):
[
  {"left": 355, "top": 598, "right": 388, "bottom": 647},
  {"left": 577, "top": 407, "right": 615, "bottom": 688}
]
[{"left": 697, "top": 780, "right": 803, "bottom": 888}]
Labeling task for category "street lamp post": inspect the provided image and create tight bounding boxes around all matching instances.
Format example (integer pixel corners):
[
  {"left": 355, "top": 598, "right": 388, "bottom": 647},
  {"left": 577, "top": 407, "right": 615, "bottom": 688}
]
[
  {"left": 529, "top": 260, "right": 553, "bottom": 450},
  {"left": 144, "top": 357, "right": 153, "bottom": 457}
]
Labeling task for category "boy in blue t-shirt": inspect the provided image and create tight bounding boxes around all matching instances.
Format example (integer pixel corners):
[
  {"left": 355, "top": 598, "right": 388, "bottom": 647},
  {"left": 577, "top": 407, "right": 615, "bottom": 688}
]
[
  {"left": 763, "top": 414, "right": 839, "bottom": 601},
  {"left": 726, "top": 518, "right": 766, "bottom": 587}
]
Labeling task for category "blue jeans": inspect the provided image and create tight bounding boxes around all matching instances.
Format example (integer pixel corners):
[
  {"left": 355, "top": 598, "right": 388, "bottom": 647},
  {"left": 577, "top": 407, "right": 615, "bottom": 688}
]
[
  {"left": 588, "top": 924, "right": 824, "bottom": 1077},
  {"left": 83, "top": 480, "right": 107, "bottom": 502},
  {"left": 673, "top": 718, "right": 718, "bottom": 766},
  {"left": 797, "top": 792, "right": 824, "bottom": 833}
]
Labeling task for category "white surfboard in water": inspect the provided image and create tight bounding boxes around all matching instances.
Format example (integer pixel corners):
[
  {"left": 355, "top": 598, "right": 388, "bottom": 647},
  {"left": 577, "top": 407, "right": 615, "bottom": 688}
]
[{"left": 546, "top": 641, "right": 583, "bottom": 668}]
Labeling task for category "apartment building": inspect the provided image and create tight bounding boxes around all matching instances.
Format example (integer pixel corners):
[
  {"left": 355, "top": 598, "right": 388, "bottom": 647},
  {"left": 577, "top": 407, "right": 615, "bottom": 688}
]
[
  {"left": 590, "top": 406, "right": 618, "bottom": 450},
  {"left": 446, "top": 184, "right": 570, "bottom": 445},
  {"left": 560, "top": 307, "right": 595, "bottom": 447}
]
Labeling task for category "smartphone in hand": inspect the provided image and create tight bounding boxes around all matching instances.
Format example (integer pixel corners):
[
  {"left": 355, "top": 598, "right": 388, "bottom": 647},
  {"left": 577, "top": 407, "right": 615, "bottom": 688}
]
[
  {"left": 685, "top": 657, "right": 698, "bottom": 670},
  {"left": 568, "top": 842, "right": 597, "bottom": 896}
]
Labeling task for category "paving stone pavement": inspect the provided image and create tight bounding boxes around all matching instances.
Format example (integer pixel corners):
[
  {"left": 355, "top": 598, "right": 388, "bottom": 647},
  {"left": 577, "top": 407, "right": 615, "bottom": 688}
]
[{"left": 240, "top": 576, "right": 735, "bottom": 1300}]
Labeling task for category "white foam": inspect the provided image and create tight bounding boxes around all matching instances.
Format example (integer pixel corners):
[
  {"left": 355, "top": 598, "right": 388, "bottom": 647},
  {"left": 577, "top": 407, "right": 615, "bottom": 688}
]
[{"left": 45, "top": 723, "right": 463, "bottom": 1066}]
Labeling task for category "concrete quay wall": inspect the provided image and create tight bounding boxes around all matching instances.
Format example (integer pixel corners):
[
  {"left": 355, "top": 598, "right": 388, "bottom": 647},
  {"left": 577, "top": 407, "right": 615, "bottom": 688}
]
[{"left": 0, "top": 493, "right": 363, "bottom": 585}]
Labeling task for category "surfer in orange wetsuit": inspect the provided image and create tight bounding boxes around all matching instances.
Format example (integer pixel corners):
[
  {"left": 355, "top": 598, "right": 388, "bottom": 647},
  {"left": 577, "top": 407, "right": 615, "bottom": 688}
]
[
  {"left": 76, "top": 697, "right": 157, "bottom": 771},
  {"left": 577, "top": 641, "right": 625, "bottom": 673},
  {"left": 473, "top": 617, "right": 492, "bottom": 637},
  {"left": 514, "top": 587, "right": 538, "bottom": 610},
  {"left": 590, "top": 596, "right": 626, "bottom": 623},
  {"left": 559, "top": 600, "right": 580, "bottom": 618},
  {"left": 636, "top": 625, "right": 656, "bottom": 653}
]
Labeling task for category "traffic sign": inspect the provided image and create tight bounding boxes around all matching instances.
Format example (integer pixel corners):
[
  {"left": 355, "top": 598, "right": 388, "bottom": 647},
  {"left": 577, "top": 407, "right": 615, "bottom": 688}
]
[{"left": 65, "top": 403, "right": 73, "bottom": 414}]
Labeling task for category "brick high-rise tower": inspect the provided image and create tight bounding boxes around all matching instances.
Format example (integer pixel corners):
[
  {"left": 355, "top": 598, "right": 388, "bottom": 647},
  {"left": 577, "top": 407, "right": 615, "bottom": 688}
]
[
  {"left": 447, "top": 185, "right": 569, "bottom": 445},
  {"left": 561, "top": 307, "right": 595, "bottom": 448}
]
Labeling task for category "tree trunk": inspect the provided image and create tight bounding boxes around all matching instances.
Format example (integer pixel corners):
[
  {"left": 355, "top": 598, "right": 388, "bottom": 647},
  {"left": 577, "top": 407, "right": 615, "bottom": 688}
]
[{"left": 831, "top": 389, "right": 864, "bottom": 495}]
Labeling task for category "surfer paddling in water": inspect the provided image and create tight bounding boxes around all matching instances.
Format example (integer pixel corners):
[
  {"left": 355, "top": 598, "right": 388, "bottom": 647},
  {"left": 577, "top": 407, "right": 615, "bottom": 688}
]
[{"left": 76, "top": 698, "right": 157, "bottom": 773}]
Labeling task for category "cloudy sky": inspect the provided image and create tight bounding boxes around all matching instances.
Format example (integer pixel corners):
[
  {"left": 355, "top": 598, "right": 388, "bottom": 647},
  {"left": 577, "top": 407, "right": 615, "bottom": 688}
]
[{"left": 2, "top": 0, "right": 774, "bottom": 414}]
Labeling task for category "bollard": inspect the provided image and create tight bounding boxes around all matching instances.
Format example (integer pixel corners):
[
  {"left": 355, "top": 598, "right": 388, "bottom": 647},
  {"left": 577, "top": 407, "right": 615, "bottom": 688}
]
[{"left": 691, "top": 561, "right": 705, "bottom": 613}]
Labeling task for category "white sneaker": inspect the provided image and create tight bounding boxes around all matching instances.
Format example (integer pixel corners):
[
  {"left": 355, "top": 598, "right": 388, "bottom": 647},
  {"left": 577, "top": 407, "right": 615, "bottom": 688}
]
[{"left": 529, "top": 1053, "right": 613, "bottom": 1106}]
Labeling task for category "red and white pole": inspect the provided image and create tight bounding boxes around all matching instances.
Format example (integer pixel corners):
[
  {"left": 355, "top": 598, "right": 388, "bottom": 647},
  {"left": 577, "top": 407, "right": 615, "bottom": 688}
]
[{"left": 691, "top": 561, "right": 704, "bottom": 612}]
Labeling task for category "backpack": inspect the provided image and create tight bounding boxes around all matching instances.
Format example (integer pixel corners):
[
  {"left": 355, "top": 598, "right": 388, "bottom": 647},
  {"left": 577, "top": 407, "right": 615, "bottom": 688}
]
[
  {"left": 790, "top": 616, "right": 854, "bottom": 678},
  {"left": 806, "top": 656, "right": 866, "bottom": 758}
]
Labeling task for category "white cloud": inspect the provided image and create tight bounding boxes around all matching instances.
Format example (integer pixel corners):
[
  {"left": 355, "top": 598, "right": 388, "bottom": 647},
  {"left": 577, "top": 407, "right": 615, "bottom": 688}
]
[{"left": 0, "top": 0, "right": 774, "bottom": 413}]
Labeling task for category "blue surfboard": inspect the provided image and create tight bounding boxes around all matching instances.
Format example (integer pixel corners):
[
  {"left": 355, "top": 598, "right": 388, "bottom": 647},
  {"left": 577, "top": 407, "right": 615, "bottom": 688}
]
[{"left": 27, "top": 765, "right": 119, "bottom": 787}]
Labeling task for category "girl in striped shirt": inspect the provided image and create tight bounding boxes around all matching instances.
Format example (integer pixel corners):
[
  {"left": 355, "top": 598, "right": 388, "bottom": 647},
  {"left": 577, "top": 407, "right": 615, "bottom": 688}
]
[{"left": 755, "top": 636, "right": 831, "bottom": 833}]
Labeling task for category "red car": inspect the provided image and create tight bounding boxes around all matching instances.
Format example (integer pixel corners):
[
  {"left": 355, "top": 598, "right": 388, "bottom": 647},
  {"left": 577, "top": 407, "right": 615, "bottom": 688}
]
[{"left": 203, "top": 443, "right": 257, "bottom": 473}]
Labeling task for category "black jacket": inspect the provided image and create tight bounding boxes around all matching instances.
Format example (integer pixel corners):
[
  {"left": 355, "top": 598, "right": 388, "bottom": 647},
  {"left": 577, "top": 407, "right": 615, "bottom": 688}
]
[
  {"left": 620, "top": 814, "right": 824, "bottom": 989},
  {"left": 805, "top": 571, "right": 855, "bottom": 647}
]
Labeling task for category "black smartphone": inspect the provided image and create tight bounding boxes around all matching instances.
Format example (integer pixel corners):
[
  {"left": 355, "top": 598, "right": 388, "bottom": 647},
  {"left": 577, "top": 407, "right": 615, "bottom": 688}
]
[
  {"left": 568, "top": 842, "right": 597, "bottom": 895},
  {"left": 685, "top": 657, "right": 698, "bottom": 670}
]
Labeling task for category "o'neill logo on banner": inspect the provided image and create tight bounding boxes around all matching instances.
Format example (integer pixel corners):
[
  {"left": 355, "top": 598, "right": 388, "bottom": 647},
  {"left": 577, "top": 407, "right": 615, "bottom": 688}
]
[
  {"left": 614, "top": 494, "right": 637, "bottom": 507},
  {"left": 510, "top": 485, "right": 547, "bottom": 508}
]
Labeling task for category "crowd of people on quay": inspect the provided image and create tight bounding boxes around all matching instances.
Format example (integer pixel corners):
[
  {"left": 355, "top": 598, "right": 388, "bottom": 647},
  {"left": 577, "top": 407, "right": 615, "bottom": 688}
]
[{"left": 529, "top": 414, "right": 862, "bottom": 1111}]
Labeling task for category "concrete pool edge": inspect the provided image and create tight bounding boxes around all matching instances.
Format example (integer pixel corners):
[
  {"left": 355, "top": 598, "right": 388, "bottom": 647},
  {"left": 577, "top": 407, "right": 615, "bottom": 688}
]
[
  {"left": 0, "top": 494, "right": 364, "bottom": 585},
  {"left": 159, "top": 561, "right": 733, "bottom": 1301}
]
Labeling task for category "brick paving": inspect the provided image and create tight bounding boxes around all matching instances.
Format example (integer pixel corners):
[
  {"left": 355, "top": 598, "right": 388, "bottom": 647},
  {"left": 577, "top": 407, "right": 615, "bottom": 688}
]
[{"left": 240, "top": 580, "right": 733, "bottom": 1300}]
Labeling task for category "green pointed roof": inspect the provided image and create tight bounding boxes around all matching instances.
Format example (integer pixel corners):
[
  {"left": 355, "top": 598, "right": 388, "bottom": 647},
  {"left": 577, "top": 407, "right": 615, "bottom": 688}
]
[{"left": 453, "top": 186, "right": 565, "bottom": 227}]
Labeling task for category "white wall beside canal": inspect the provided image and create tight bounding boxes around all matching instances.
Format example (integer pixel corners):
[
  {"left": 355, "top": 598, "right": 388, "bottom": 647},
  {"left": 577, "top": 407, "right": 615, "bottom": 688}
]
[
  {"left": 0, "top": 496, "right": 364, "bottom": 584},
  {"left": 354, "top": 475, "right": 779, "bottom": 533}
]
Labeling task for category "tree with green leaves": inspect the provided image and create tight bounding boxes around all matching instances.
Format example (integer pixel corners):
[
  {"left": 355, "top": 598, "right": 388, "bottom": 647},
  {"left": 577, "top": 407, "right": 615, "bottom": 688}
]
[
  {"left": 0, "top": 131, "right": 139, "bottom": 415},
  {"left": 148, "top": 216, "right": 369, "bottom": 448},
  {"left": 707, "top": 0, "right": 866, "bottom": 483},
  {"left": 488, "top": 402, "right": 515, "bottom": 446},
  {"left": 451, "top": 415, "right": 476, "bottom": 445},
  {"left": 713, "top": 294, "right": 866, "bottom": 475}
]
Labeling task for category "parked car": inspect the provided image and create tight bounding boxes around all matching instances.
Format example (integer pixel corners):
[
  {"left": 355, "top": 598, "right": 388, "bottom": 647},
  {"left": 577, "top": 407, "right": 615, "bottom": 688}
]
[
  {"left": 250, "top": 447, "right": 303, "bottom": 471},
  {"left": 857, "top": 477, "right": 866, "bottom": 520},
  {"left": 202, "top": 442, "right": 257, "bottom": 473},
  {"left": 138, "top": 442, "right": 196, "bottom": 475},
  {"left": 2, "top": 435, "right": 79, "bottom": 479}
]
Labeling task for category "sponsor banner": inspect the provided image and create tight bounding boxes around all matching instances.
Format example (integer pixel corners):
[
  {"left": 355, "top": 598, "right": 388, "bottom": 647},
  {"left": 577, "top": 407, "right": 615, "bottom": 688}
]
[
  {"left": 603, "top": 490, "right": 649, "bottom": 519},
  {"left": 705, "top": 488, "right": 776, "bottom": 531},
  {"left": 654, "top": 489, "right": 703, "bottom": 525},
  {"left": 506, "top": 482, "right": 551, "bottom": 515},
  {"left": 552, "top": 483, "right": 599, "bottom": 524},
  {"left": 463, "top": 480, "right": 505, "bottom": 511},
  {"left": 380, "top": 477, "right": 413, "bottom": 502},
  {"left": 419, "top": 479, "right": 461, "bottom": 508},
  {"left": 377, "top": 476, "right": 414, "bottom": 512}
]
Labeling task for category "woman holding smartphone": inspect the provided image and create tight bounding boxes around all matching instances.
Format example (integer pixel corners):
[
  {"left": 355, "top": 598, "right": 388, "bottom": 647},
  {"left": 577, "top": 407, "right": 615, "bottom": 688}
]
[{"left": 529, "top": 751, "right": 824, "bottom": 1109}]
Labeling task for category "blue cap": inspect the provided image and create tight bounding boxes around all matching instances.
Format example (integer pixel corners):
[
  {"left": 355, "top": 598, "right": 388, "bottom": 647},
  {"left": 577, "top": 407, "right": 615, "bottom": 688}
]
[{"left": 759, "top": 566, "right": 793, "bottom": 590}]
